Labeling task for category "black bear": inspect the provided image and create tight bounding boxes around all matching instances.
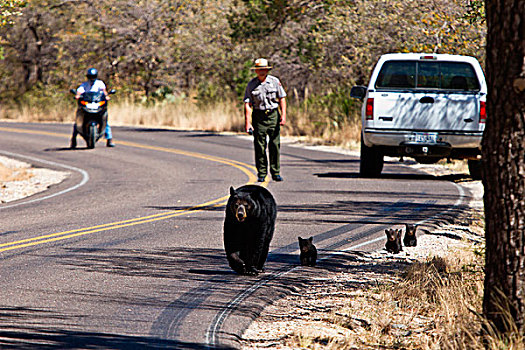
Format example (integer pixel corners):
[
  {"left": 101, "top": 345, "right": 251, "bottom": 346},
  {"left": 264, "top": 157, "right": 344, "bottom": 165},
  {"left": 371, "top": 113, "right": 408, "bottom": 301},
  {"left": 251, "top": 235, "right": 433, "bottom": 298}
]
[
  {"left": 385, "top": 228, "right": 402, "bottom": 254},
  {"left": 403, "top": 223, "right": 418, "bottom": 247},
  {"left": 298, "top": 236, "right": 317, "bottom": 267},
  {"left": 223, "top": 185, "right": 276, "bottom": 276}
]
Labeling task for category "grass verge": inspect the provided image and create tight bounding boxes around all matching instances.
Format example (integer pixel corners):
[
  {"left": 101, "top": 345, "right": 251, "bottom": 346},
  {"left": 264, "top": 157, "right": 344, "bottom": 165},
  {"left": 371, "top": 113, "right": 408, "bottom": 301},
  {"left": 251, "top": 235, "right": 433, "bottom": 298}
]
[
  {"left": 241, "top": 203, "right": 497, "bottom": 350},
  {"left": 0, "top": 96, "right": 362, "bottom": 149},
  {"left": 283, "top": 249, "right": 486, "bottom": 350}
]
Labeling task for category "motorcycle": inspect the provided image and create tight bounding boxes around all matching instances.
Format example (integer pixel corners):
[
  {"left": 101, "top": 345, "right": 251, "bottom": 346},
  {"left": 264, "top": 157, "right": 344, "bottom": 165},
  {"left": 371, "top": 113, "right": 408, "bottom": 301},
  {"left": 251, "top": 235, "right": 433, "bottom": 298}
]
[{"left": 70, "top": 88, "right": 116, "bottom": 149}]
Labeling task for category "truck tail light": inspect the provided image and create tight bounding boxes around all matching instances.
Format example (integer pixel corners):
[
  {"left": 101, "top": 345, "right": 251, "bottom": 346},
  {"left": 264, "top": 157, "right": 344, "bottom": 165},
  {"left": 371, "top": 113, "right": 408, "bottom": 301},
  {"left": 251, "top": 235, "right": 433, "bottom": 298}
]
[
  {"left": 479, "top": 101, "right": 486, "bottom": 123},
  {"left": 365, "top": 98, "right": 374, "bottom": 120}
]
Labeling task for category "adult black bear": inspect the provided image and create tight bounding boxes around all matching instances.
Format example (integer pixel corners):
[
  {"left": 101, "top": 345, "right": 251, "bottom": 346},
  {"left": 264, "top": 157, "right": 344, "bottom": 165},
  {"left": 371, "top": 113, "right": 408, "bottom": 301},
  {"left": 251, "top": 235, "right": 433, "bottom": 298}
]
[{"left": 223, "top": 185, "right": 276, "bottom": 276}]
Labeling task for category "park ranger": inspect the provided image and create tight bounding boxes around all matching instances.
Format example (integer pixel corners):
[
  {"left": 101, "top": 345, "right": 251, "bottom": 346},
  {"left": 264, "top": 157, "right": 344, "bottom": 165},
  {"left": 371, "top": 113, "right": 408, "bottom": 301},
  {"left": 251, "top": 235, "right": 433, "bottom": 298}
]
[{"left": 244, "top": 58, "right": 287, "bottom": 182}]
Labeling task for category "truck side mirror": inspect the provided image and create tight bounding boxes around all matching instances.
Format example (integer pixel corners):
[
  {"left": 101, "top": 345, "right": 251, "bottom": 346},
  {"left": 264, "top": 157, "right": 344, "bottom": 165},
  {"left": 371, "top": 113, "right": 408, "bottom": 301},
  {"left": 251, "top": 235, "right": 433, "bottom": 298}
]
[{"left": 350, "top": 86, "right": 367, "bottom": 100}]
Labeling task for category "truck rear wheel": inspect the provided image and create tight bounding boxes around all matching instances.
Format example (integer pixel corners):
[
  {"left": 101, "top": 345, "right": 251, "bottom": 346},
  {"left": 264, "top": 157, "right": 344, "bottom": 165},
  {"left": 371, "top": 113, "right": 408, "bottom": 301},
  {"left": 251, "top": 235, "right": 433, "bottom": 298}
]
[
  {"left": 360, "top": 138, "right": 384, "bottom": 177},
  {"left": 468, "top": 159, "right": 482, "bottom": 180}
]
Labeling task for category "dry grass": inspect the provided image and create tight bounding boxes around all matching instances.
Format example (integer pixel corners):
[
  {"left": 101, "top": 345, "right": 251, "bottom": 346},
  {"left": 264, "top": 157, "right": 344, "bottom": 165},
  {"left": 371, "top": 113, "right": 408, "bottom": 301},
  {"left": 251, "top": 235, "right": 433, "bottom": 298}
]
[
  {"left": 0, "top": 163, "right": 33, "bottom": 183},
  {"left": 0, "top": 103, "right": 72, "bottom": 123},
  {"left": 0, "top": 97, "right": 362, "bottom": 148},
  {"left": 241, "top": 203, "right": 495, "bottom": 350},
  {"left": 0, "top": 98, "right": 245, "bottom": 130},
  {"left": 285, "top": 102, "right": 362, "bottom": 149},
  {"left": 109, "top": 99, "right": 245, "bottom": 132},
  {"left": 313, "top": 249, "right": 485, "bottom": 350},
  {"left": 278, "top": 246, "right": 525, "bottom": 350}
]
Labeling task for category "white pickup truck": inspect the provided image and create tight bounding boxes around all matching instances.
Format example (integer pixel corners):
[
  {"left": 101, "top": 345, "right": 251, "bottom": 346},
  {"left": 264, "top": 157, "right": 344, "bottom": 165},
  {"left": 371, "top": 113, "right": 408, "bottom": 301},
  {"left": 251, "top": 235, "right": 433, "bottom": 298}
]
[{"left": 351, "top": 53, "right": 486, "bottom": 179}]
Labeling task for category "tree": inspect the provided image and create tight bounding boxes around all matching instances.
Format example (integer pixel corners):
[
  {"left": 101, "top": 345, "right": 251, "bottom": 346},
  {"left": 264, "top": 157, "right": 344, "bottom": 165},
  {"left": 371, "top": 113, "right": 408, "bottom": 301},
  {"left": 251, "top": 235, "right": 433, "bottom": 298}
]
[
  {"left": 0, "top": 0, "right": 70, "bottom": 95},
  {"left": 0, "top": 0, "right": 26, "bottom": 58},
  {"left": 482, "top": 0, "right": 525, "bottom": 338},
  {"left": 0, "top": 0, "right": 194, "bottom": 98},
  {"left": 0, "top": 0, "right": 25, "bottom": 27},
  {"left": 0, "top": 0, "right": 487, "bottom": 110},
  {"left": 85, "top": 0, "right": 191, "bottom": 98}
]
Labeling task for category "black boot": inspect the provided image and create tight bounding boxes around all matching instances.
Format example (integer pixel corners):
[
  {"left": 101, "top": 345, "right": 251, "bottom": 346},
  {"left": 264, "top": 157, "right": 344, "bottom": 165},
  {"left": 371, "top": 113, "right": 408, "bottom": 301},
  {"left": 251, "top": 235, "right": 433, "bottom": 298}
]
[
  {"left": 106, "top": 139, "right": 115, "bottom": 147},
  {"left": 70, "top": 137, "right": 77, "bottom": 149}
]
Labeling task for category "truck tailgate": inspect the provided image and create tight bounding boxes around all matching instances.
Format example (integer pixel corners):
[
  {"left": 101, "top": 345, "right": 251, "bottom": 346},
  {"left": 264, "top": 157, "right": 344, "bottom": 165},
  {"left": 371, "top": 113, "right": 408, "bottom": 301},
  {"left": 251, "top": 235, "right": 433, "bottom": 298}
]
[{"left": 373, "top": 92, "right": 481, "bottom": 132}]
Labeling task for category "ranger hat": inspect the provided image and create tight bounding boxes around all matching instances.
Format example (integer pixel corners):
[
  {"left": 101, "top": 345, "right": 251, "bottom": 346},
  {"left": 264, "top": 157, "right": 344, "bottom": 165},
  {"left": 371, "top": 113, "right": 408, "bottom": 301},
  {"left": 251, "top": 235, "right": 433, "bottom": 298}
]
[{"left": 251, "top": 58, "right": 272, "bottom": 70}]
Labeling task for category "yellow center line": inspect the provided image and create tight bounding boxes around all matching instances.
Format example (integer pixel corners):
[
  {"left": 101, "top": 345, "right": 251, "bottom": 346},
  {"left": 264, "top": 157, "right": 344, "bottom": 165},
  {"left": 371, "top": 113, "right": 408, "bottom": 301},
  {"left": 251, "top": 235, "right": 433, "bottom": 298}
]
[
  {"left": 117, "top": 139, "right": 258, "bottom": 180},
  {"left": 0, "top": 126, "right": 258, "bottom": 178},
  {"left": 0, "top": 200, "right": 227, "bottom": 253},
  {"left": 0, "top": 126, "right": 66, "bottom": 138},
  {"left": 0, "top": 195, "right": 229, "bottom": 250},
  {"left": 0, "top": 126, "right": 269, "bottom": 252}
]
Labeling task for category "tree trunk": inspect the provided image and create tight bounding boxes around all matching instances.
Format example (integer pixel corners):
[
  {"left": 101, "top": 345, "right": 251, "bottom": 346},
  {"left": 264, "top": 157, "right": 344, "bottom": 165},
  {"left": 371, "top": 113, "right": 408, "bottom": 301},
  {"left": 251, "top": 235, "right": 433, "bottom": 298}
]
[{"left": 483, "top": 0, "right": 525, "bottom": 336}]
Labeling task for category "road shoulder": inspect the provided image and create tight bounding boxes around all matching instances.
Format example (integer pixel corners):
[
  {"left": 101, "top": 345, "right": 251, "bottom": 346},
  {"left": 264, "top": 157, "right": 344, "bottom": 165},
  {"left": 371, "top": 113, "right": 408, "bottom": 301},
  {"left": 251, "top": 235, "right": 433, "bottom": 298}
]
[
  {"left": 0, "top": 155, "right": 68, "bottom": 204},
  {"left": 241, "top": 151, "right": 484, "bottom": 349}
]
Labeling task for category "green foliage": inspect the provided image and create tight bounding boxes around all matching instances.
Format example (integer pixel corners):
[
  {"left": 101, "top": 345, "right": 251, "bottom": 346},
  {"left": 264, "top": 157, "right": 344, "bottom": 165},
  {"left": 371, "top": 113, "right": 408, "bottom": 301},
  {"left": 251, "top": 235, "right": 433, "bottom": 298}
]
[
  {"left": 150, "top": 86, "right": 178, "bottom": 104},
  {"left": 8, "top": 82, "right": 74, "bottom": 122},
  {"left": 232, "top": 60, "right": 254, "bottom": 102},
  {"left": 308, "top": 87, "right": 361, "bottom": 128},
  {"left": 228, "top": 0, "right": 289, "bottom": 41},
  {"left": 0, "top": 0, "right": 26, "bottom": 57},
  {"left": 464, "top": 0, "right": 485, "bottom": 24},
  {"left": 0, "top": 0, "right": 26, "bottom": 27},
  {"left": 12, "top": 83, "right": 66, "bottom": 106},
  {"left": 196, "top": 81, "right": 221, "bottom": 107}
]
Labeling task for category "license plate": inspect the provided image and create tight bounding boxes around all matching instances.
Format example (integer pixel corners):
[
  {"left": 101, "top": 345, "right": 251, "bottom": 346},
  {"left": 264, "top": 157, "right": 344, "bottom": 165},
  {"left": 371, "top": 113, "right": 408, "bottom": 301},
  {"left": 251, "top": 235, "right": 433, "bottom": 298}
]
[
  {"left": 408, "top": 132, "right": 438, "bottom": 144},
  {"left": 87, "top": 102, "right": 99, "bottom": 109}
]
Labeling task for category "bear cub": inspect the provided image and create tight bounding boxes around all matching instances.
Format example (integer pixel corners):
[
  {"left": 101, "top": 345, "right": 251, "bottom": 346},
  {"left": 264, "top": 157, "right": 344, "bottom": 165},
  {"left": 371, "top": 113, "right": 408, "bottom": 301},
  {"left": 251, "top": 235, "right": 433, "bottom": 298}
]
[
  {"left": 403, "top": 223, "right": 418, "bottom": 247},
  {"left": 223, "top": 185, "right": 276, "bottom": 276},
  {"left": 298, "top": 236, "right": 317, "bottom": 267},
  {"left": 385, "top": 228, "right": 403, "bottom": 254}
]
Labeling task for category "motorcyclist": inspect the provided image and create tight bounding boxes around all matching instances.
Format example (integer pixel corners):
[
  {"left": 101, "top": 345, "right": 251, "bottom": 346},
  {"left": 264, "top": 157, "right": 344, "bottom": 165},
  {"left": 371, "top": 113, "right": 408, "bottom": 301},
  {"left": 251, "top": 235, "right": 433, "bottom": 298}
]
[{"left": 71, "top": 68, "right": 115, "bottom": 148}]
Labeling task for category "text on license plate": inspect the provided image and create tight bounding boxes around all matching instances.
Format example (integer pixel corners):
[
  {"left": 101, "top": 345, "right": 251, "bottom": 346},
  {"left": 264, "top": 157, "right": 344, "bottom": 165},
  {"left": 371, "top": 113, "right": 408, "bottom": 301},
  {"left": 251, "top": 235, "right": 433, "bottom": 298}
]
[{"left": 408, "top": 132, "right": 438, "bottom": 143}]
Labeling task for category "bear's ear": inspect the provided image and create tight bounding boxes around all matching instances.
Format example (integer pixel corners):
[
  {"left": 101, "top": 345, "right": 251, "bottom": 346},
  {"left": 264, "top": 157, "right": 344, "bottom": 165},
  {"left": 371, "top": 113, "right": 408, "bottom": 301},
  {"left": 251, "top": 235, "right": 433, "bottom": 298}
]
[
  {"left": 298, "top": 236, "right": 302, "bottom": 242},
  {"left": 230, "top": 186, "right": 236, "bottom": 196},
  {"left": 308, "top": 237, "right": 313, "bottom": 242}
]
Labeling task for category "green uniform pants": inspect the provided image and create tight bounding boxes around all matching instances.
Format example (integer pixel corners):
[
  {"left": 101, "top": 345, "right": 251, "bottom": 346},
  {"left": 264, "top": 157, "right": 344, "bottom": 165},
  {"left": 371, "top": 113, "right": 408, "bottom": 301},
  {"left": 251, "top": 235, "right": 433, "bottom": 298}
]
[{"left": 253, "top": 109, "right": 280, "bottom": 178}]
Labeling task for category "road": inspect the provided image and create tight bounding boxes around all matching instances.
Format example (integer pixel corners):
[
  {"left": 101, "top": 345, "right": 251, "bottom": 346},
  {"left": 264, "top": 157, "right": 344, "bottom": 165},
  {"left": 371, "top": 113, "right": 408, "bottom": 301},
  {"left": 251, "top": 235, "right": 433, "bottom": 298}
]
[{"left": 0, "top": 122, "right": 474, "bottom": 349}]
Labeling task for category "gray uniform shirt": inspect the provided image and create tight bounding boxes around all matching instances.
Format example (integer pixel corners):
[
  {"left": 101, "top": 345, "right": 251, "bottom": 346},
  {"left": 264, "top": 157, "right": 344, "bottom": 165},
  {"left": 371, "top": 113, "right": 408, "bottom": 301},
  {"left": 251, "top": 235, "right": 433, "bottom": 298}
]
[{"left": 244, "top": 75, "right": 286, "bottom": 111}]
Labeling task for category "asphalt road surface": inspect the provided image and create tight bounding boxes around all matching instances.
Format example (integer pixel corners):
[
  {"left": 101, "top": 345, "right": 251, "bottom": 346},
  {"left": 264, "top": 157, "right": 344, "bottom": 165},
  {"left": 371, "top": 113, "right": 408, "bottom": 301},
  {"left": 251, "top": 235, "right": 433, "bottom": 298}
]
[{"left": 0, "top": 122, "right": 475, "bottom": 349}]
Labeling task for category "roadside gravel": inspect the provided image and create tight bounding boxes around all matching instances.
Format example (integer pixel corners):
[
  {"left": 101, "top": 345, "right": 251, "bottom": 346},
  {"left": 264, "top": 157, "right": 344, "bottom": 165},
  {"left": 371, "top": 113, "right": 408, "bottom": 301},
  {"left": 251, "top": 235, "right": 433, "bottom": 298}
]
[
  {"left": 241, "top": 144, "right": 485, "bottom": 349},
  {"left": 0, "top": 155, "right": 69, "bottom": 203}
]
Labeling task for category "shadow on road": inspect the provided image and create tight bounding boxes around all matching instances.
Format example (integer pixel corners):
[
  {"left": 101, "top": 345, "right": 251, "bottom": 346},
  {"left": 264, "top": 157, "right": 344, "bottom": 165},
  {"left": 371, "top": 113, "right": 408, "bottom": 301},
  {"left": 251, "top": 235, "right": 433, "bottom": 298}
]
[
  {"left": 15, "top": 239, "right": 460, "bottom": 348},
  {"left": 125, "top": 128, "right": 231, "bottom": 139},
  {"left": 43, "top": 147, "right": 82, "bottom": 152},
  {"left": 53, "top": 247, "right": 232, "bottom": 280},
  {"left": 0, "top": 323, "right": 233, "bottom": 349},
  {"left": 145, "top": 204, "right": 225, "bottom": 212},
  {"left": 314, "top": 171, "right": 472, "bottom": 182}
]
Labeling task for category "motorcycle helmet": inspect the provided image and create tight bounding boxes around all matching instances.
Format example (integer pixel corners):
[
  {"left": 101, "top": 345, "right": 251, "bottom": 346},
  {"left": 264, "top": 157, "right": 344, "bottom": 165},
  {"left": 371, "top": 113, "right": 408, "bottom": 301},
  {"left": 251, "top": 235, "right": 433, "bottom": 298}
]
[{"left": 86, "top": 68, "right": 98, "bottom": 81}]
